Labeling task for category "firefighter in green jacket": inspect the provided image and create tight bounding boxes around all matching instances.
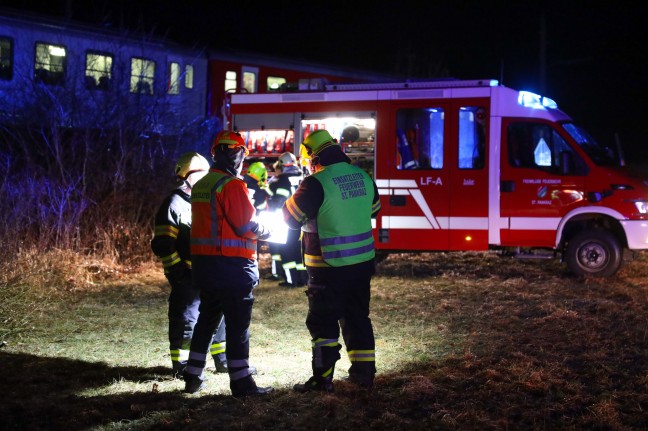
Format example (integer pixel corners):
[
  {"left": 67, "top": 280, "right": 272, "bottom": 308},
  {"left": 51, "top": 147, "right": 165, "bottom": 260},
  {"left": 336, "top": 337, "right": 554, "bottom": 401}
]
[{"left": 282, "top": 129, "right": 381, "bottom": 392}]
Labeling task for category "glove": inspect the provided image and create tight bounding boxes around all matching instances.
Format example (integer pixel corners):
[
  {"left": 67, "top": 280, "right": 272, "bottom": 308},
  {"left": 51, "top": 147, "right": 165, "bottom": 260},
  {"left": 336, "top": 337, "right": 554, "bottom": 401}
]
[
  {"left": 253, "top": 221, "right": 272, "bottom": 241},
  {"left": 167, "top": 263, "right": 191, "bottom": 285}
]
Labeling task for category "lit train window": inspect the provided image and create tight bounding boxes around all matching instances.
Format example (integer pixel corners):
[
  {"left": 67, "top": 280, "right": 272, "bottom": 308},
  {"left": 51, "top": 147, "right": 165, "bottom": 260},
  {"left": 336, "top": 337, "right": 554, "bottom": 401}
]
[
  {"left": 185, "top": 64, "right": 193, "bottom": 89},
  {"left": 243, "top": 71, "right": 256, "bottom": 93},
  {"left": 130, "top": 57, "right": 155, "bottom": 94},
  {"left": 168, "top": 62, "right": 180, "bottom": 94},
  {"left": 225, "top": 70, "right": 237, "bottom": 91},
  {"left": 85, "top": 51, "right": 112, "bottom": 90},
  {"left": 34, "top": 42, "right": 66, "bottom": 85},
  {"left": 267, "top": 76, "right": 286, "bottom": 92}
]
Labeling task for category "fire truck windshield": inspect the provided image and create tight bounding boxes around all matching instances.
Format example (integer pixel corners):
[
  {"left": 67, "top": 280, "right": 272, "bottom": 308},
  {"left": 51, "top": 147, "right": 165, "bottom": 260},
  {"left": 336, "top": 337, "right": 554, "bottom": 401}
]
[{"left": 562, "top": 123, "right": 619, "bottom": 167}]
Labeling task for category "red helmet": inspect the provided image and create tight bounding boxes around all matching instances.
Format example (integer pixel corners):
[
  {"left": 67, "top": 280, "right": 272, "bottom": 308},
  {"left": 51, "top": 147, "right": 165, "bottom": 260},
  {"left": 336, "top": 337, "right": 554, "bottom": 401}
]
[{"left": 211, "top": 131, "right": 249, "bottom": 158}]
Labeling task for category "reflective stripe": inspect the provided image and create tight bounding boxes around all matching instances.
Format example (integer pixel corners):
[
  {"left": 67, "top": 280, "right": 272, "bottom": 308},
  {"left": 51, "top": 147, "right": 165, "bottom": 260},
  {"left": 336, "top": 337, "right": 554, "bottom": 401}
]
[
  {"left": 313, "top": 338, "right": 339, "bottom": 348},
  {"left": 372, "top": 200, "right": 381, "bottom": 215},
  {"left": 304, "top": 253, "right": 330, "bottom": 267},
  {"left": 161, "top": 251, "right": 181, "bottom": 269},
  {"left": 275, "top": 187, "right": 290, "bottom": 198},
  {"left": 170, "top": 349, "right": 189, "bottom": 362},
  {"left": 348, "top": 349, "right": 375, "bottom": 362},
  {"left": 282, "top": 261, "right": 297, "bottom": 270},
  {"left": 227, "top": 358, "right": 253, "bottom": 380},
  {"left": 154, "top": 224, "right": 179, "bottom": 238},
  {"left": 320, "top": 230, "right": 373, "bottom": 246},
  {"left": 229, "top": 368, "right": 252, "bottom": 380},
  {"left": 191, "top": 236, "right": 256, "bottom": 251},
  {"left": 323, "top": 242, "right": 375, "bottom": 260},
  {"left": 210, "top": 342, "right": 226, "bottom": 356},
  {"left": 285, "top": 196, "right": 306, "bottom": 223}
]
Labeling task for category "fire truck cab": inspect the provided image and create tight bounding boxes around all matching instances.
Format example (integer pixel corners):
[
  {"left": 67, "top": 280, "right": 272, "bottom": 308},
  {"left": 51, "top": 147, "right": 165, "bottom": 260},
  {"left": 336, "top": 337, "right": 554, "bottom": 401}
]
[{"left": 227, "top": 79, "right": 648, "bottom": 277}]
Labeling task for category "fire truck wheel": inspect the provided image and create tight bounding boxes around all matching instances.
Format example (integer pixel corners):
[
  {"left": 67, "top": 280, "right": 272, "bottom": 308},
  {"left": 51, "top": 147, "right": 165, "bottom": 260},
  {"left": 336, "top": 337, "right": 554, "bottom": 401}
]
[{"left": 565, "top": 229, "right": 622, "bottom": 277}]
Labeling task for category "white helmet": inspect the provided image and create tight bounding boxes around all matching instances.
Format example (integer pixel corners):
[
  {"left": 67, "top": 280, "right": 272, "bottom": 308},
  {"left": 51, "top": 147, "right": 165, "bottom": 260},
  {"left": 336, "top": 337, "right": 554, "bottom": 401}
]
[{"left": 174, "top": 152, "right": 210, "bottom": 180}]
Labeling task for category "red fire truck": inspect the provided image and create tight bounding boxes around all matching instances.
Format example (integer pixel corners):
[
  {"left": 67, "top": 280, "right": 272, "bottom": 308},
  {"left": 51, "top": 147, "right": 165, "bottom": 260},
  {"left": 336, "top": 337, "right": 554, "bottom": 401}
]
[{"left": 226, "top": 78, "right": 648, "bottom": 277}]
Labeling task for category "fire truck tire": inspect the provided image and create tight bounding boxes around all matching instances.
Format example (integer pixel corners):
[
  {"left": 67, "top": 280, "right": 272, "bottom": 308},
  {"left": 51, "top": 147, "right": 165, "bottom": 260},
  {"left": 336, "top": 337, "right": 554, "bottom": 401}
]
[{"left": 565, "top": 229, "right": 622, "bottom": 277}]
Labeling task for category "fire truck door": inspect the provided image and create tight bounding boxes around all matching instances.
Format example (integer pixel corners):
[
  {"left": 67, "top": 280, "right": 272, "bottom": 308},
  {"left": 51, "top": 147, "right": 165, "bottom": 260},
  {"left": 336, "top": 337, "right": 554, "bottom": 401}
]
[
  {"left": 499, "top": 119, "right": 586, "bottom": 247},
  {"left": 447, "top": 104, "right": 490, "bottom": 250},
  {"left": 380, "top": 103, "right": 450, "bottom": 251}
]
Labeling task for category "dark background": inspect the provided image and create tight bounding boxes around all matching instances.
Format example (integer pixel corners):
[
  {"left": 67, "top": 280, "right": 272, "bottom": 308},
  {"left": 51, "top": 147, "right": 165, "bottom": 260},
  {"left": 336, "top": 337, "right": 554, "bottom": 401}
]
[{"left": 3, "top": 0, "right": 647, "bottom": 164}]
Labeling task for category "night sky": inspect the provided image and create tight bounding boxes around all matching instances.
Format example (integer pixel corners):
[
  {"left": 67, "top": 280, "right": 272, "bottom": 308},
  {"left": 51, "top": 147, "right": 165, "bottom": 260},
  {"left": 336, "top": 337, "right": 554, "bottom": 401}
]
[{"left": 2, "top": 0, "right": 647, "bottom": 164}]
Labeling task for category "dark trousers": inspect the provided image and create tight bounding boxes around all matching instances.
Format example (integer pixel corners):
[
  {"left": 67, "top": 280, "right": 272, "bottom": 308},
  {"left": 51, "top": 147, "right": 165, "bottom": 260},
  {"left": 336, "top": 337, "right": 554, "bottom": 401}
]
[
  {"left": 186, "top": 256, "right": 257, "bottom": 381},
  {"left": 167, "top": 271, "right": 226, "bottom": 369},
  {"left": 305, "top": 262, "right": 376, "bottom": 377},
  {"left": 279, "top": 228, "right": 306, "bottom": 284}
]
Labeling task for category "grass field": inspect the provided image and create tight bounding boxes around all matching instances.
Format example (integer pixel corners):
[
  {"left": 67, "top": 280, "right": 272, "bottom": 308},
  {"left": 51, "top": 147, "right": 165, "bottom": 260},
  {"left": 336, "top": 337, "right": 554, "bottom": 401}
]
[{"left": 1, "top": 250, "right": 647, "bottom": 430}]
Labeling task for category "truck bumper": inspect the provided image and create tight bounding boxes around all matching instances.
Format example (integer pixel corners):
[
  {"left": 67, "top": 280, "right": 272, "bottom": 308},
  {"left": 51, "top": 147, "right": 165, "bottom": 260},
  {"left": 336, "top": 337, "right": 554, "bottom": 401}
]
[{"left": 621, "top": 219, "right": 648, "bottom": 249}]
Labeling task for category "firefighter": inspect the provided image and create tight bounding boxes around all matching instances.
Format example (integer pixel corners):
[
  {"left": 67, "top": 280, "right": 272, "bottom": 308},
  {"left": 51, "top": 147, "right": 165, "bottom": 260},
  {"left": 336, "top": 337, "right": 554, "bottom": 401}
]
[
  {"left": 283, "top": 129, "right": 381, "bottom": 392},
  {"left": 151, "top": 152, "right": 227, "bottom": 378},
  {"left": 269, "top": 151, "right": 306, "bottom": 287},
  {"left": 184, "top": 131, "right": 273, "bottom": 397},
  {"left": 243, "top": 161, "right": 271, "bottom": 214}
]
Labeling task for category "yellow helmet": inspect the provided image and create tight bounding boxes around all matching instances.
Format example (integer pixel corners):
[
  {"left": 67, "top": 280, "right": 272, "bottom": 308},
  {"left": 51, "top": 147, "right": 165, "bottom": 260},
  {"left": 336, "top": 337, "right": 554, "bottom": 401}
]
[
  {"left": 174, "top": 152, "right": 210, "bottom": 180},
  {"left": 247, "top": 161, "right": 268, "bottom": 184},
  {"left": 301, "top": 129, "right": 337, "bottom": 156}
]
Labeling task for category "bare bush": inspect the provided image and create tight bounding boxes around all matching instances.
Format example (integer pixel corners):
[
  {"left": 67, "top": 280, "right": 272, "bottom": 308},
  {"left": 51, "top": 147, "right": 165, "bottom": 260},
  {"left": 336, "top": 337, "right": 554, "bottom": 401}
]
[{"left": 0, "top": 55, "right": 216, "bottom": 270}]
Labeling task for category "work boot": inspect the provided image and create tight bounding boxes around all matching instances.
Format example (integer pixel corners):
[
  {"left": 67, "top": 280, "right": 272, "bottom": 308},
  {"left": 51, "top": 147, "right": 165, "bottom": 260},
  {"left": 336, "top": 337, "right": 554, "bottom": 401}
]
[
  {"left": 293, "top": 376, "right": 334, "bottom": 393},
  {"left": 230, "top": 375, "right": 273, "bottom": 398},
  {"left": 183, "top": 373, "right": 206, "bottom": 394},
  {"left": 214, "top": 361, "right": 228, "bottom": 373}
]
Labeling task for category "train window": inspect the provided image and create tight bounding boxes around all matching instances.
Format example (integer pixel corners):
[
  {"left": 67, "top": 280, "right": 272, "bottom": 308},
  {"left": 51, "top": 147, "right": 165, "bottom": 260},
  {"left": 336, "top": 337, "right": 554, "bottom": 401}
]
[
  {"left": 267, "top": 76, "right": 286, "bottom": 92},
  {"left": 168, "top": 62, "right": 180, "bottom": 94},
  {"left": 243, "top": 71, "right": 256, "bottom": 93},
  {"left": 185, "top": 64, "right": 193, "bottom": 89},
  {"left": 225, "top": 70, "right": 237, "bottom": 91},
  {"left": 85, "top": 51, "right": 112, "bottom": 90},
  {"left": 0, "top": 37, "right": 13, "bottom": 81},
  {"left": 130, "top": 57, "right": 155, "bottom": 94},
  {"left": 34, "top": 42, "right": 66, "bottom": 85}
]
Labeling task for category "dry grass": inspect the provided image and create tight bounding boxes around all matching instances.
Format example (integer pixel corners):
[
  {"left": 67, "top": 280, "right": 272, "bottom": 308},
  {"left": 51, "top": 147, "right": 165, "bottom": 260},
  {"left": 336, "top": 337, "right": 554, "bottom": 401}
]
[{"left": 1, "top": 250, "right": 647, "bottom": 430}]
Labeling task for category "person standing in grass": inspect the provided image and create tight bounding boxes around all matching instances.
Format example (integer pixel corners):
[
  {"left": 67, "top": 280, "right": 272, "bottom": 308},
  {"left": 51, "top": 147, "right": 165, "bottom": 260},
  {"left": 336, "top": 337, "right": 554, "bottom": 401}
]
[
  {"left": 282, "top": 129, "right": 381, "bottom": 392},
  {"left": 268, "top": 151, "right": 306, "bottom": 288},
  {"left": 151, "top": 152, "right": 228, "bottom": 378},
  {"left": 184, "top": 131, "right": 273, "bottom": 397}
]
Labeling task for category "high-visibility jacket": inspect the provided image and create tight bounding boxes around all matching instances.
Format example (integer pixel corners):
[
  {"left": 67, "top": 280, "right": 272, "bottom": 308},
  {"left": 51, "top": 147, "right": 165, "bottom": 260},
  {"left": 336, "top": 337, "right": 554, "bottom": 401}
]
[
  {"left": 151, "top": 188, "right": 192, "bottom": 273},
  {"left": 285, "top": 162, "right": 379, "bottom": 267},
  {"left": 190, "top": 169, "right": 258, "bottom": 259}
]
